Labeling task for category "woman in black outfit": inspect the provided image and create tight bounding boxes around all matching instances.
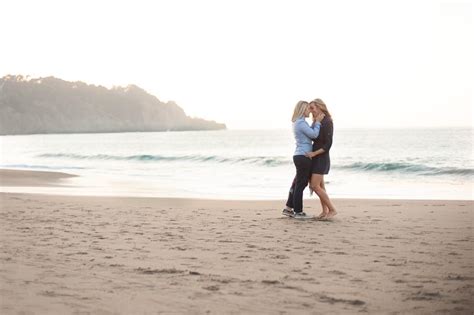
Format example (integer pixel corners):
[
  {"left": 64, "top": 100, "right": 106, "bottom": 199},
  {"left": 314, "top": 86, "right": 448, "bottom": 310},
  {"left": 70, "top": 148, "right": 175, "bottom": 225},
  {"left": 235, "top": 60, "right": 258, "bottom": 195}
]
[{"left": 305, "top": 99, "right": 337, "bottom": 220}]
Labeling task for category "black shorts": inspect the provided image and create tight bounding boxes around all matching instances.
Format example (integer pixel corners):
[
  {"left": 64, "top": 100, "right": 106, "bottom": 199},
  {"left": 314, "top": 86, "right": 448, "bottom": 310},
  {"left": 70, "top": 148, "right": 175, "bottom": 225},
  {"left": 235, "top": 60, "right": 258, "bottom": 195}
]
[{"left": 311, "top": 154, "right": 330, "bottom": 175}]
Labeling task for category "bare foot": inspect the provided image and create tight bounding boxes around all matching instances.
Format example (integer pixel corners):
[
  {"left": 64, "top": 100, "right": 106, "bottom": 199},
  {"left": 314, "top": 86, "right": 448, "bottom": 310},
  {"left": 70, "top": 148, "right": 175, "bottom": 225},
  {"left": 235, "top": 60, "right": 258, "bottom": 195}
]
[
  {"left": 326, "top": 211, "right": 338, "bottom": 219},
  {"left": 317, "top": 212, "right": 329, "bottom": 220}
]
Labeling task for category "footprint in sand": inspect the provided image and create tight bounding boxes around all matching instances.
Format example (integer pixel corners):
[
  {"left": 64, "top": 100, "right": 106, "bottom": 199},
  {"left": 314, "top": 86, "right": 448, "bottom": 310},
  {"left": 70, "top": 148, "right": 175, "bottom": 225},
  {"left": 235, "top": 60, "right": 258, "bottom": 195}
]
[
  {"left": 407, "top": 291, "right": 442, "bottom": 301},
  {"left": 319, "top": 295, "right": 366, "bottom": 306},
  {"left": 203, "top": 285, "right": 219, "bottom": 291},
  {"left": 329, "top": 270, "right": 347, "bottom": 276},
  {"left": 135, "top": 267, "right": 184, "bottom": 275}
]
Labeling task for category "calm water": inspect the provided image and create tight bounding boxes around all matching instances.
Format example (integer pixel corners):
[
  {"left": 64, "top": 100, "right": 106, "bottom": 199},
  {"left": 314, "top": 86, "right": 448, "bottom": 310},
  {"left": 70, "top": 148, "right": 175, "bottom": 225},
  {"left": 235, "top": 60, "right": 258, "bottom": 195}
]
[{"left": 1, "top": 128, "right": 472, "bottom": 200}]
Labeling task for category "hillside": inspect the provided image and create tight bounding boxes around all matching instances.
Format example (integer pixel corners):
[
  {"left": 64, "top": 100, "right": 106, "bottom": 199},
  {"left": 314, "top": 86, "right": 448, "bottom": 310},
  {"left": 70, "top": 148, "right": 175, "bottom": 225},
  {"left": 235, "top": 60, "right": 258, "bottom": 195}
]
[{"left": 0, "top": 75, "right": 226, "bottom": 135}]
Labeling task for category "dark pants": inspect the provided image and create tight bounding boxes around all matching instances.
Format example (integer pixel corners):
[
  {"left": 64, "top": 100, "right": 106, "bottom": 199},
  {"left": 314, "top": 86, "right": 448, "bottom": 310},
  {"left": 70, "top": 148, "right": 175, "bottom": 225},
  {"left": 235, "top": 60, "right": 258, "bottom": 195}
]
[{"left": 286, "top": 155, "right": 312, "bottom": 213}]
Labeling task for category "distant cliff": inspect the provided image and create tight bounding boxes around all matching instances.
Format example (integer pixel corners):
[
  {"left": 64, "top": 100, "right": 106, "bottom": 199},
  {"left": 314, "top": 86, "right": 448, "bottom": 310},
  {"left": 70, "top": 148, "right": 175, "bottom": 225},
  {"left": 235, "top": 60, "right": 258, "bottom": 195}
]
[{"left": 0, "top": 75, "right": 226, "bottom": 135}]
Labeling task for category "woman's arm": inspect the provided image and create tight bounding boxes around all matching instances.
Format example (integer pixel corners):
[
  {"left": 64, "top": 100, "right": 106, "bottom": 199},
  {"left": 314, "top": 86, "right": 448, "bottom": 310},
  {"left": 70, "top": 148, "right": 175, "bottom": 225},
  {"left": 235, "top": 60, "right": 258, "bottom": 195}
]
[
  {"left": 306, "top": 148, "right": 325, "bottom": 158},
  {"left": 305, "top": 120, "right": 333, "bottom": 158},
  {"left": 321, "top": 120, "right": 333, "bottom": 152},
  {"left": 298, "top": 120, "right": 321, "bottom": 139}
]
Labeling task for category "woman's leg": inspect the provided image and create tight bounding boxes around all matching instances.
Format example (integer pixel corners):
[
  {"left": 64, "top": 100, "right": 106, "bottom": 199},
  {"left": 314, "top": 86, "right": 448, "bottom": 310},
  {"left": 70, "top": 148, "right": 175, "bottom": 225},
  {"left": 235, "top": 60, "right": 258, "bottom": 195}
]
[
  {"left": 322, "top": 180, "right": 337, "bottom": 217},
  {"left": 310, "top": 175, "right": 329, "bottom": 218},
  {"left": 285, "top": 176, "right": 296, "bottom": 210},
  {"left": 293, "top": 156, "right": 312, "bottom": 213},
  {"left": 319, "top": 180, "right": 330, "bottom": 216},
  {"left": 310, "top": 174, "right": 337, "bottom": 218}
]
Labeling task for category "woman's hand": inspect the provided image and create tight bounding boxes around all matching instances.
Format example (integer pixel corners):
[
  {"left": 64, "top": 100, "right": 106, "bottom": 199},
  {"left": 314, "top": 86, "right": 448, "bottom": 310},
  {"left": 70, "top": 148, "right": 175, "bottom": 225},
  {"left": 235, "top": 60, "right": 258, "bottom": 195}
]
[
  {"left": 306, "top": 149, "right": 325, "bottom": 159},
  {"left": 313, "top": 113, "right": 325, "bottom": 123}
]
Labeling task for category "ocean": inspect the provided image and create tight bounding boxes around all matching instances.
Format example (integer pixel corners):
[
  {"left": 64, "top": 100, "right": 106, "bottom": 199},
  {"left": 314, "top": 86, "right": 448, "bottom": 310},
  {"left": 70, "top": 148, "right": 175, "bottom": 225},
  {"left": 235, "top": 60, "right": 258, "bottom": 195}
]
[{"left": 1, "top": 128, "right": 472, "bottom": 200}]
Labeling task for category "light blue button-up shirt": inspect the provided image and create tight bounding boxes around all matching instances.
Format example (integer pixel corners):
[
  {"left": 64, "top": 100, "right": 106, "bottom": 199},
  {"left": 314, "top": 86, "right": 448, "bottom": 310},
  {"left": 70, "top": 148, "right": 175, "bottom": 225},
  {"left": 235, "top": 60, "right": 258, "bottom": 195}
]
[{"left": 293, "top": 117, "right": 321, "bottom": 156}]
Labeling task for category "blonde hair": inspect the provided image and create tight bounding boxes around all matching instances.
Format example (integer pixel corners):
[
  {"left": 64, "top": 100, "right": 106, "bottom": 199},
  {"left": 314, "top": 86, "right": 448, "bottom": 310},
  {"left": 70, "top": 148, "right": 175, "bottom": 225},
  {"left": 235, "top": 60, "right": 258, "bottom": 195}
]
[
  {"left": 291, "top": 100, "right": 309, "bottom": 122},
  {"left": 310, "top": 98, "right": 332, "bottom": 118}
]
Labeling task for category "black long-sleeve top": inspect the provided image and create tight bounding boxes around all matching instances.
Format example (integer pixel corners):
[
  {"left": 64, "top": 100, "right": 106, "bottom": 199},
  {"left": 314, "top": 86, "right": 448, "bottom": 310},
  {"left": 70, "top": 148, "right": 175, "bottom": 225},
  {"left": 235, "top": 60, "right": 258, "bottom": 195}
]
[{"left": 312, "top": 117, "right": 333, "bottom": 153}]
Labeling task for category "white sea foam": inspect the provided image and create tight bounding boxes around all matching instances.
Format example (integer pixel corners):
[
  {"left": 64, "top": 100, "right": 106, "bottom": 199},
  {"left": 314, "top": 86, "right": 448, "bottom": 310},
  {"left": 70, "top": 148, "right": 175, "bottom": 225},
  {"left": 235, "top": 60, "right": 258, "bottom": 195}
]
[{"left": 1, "top": 128, "right": 472, "bottom": 200}]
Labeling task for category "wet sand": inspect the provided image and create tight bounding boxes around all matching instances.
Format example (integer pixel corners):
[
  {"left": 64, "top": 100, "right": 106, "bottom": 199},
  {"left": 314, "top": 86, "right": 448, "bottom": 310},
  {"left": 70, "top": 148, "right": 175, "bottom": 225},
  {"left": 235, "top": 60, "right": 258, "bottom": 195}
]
[{"left": 0, "top": 169, "right": 77, "bottom": 187}]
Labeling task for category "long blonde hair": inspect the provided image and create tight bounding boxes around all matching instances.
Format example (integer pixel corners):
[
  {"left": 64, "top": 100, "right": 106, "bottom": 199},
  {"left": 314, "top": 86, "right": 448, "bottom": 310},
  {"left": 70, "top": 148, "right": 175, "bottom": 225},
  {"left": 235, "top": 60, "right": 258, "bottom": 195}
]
[
  {"left": 310, "top": 98, "right": 332, "bottom": 119},
  {"left": 291, "top": 100, "right": 309, "bottom": 122}
]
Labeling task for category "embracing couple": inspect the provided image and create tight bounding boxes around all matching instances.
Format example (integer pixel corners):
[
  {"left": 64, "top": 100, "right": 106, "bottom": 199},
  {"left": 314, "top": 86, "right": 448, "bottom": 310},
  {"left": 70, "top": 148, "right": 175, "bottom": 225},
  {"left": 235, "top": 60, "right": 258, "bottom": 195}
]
[{"left": 283, "top": 98, "right": 337, "bottom": 220}]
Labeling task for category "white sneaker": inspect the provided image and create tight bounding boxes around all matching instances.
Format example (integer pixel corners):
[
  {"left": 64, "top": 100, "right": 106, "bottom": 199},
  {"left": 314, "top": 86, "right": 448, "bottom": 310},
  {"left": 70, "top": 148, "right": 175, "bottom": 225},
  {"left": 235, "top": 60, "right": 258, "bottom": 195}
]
[{"left": 293, "top": 212, "right": 308, "bottom": 219}]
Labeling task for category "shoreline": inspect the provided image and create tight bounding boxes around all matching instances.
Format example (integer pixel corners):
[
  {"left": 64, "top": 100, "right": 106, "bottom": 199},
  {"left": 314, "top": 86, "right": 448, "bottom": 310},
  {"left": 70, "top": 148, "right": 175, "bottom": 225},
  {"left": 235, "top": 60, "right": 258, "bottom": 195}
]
[
  {"left": 0, "top": 128, "right": 228, "bottom": 137},
  {"left": 0, "top": 168, "right": 77, "bottom": 187},
  {"left": 1, "top": 168, "right": 472, "bottom": 201}
]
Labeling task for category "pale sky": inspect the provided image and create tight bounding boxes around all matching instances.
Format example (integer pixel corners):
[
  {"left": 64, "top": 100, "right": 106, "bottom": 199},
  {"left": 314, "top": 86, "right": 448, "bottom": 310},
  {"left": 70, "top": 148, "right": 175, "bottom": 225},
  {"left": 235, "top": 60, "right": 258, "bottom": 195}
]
[{"left": 1, "top": 0, "right": 472, "bottom": 129}]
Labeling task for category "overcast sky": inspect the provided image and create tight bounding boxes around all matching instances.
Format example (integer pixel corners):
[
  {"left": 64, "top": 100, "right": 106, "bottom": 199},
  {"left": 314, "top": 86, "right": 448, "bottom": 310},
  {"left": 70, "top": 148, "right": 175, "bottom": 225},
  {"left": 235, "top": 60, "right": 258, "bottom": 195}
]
[{"left": 1, "top": 0, "right": 472, "bottom": 129}]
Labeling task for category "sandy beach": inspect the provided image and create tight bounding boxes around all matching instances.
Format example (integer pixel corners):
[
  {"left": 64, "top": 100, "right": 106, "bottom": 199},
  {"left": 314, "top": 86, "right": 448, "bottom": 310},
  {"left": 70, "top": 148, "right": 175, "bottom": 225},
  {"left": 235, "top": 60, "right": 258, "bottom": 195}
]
[
  {"left": 0, "top": 170, "right": 473, "bottom": 314},
  {"left": 0, "top": 169, "right": 77, "bottom": 187}
]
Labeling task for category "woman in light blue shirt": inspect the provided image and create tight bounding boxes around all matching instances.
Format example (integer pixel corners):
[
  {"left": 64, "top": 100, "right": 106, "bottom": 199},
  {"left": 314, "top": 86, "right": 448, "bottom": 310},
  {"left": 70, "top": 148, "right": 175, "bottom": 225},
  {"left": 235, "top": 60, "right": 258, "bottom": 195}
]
[{"left": 283, "top": 101, "right": 324, "bottom": 218}]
